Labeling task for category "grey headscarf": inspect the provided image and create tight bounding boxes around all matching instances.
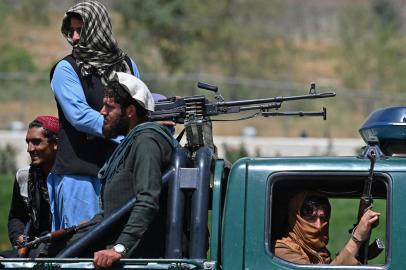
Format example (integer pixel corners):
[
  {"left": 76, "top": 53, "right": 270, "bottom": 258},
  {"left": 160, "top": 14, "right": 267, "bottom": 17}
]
[{"left": 61, "top": 0, "right": 131, "bottom": 84}]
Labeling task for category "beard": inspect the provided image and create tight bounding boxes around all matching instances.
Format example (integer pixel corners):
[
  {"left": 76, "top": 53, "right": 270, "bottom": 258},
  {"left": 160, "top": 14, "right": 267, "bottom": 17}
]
[{"left": 103, "top": 113, "right": 130, "bottom": 139}]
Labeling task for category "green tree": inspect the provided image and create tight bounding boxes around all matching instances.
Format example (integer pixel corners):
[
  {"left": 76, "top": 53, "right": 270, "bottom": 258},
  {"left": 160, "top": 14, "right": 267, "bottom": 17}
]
[
  {"left": 335, "top": 0, "right": 406, "bottom": 113},
  {"left": 18, "top": 0, "right": 50, "bottom": 25},
  {"left": 114, "top": 0, "right": 190, "bottom": 73},
  {"left": 223, "top": 143, "right": 249, "bottom": 163},
  {"left": 0, "top": 145, "right": 17, "bottom": 175},
  {"left": 180, "top": 0, "right": 292, "bottom": 99},
  {"left": 0, "top": 1, "right": 14, "bottom": 37},
  {"left": 0, "top": 174, "right": 13, "bottom": 249},
  {"left": 0, "top": 43, "right": 35, "bottom": 72},
  {"left": 113, "top": 0, "right": 292, "bottom": 98}
]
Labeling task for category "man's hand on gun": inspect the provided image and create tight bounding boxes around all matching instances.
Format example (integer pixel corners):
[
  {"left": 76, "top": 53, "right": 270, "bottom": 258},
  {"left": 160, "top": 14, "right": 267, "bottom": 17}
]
[
  {"left": 15, "top": 234, "right": 30, "bottom": 257},
  {"left": 353, "top": 209, "right": 380, "bottom": 243},
  {"left": 15, "top": 234, "right": 27, "bottom": 246}
]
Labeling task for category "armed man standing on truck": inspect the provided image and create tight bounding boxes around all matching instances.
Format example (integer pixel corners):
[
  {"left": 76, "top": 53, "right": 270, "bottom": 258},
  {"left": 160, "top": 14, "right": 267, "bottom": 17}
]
[
  {"left": 0, "top": 116, "right": 59, "bottom": 258},
  {"left": 49, "top": 73, "right": 176, "bottom": 266}
]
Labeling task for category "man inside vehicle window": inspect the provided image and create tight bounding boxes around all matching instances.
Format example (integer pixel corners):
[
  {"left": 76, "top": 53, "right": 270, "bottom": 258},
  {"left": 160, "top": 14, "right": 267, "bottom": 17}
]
[{"left": 274, "top": 191, "right": 380, "bottom": 265}]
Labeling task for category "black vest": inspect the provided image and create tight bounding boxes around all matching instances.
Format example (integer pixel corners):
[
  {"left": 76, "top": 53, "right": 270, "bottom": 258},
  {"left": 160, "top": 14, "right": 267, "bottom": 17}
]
[{"left": 50, "top": 55, "right": 134, "bottom": 176}]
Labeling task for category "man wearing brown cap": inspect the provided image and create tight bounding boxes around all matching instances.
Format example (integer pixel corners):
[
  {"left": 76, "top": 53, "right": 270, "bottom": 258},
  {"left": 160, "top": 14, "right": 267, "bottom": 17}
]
[{"left": 0, "top": 116, "right": 59, "bottom": 258}]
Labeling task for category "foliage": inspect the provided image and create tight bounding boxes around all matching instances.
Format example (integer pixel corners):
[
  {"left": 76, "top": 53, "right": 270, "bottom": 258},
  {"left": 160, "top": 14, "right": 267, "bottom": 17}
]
[
  {"left": 0, "top": 174, "right": 13, "bottom": 250},
  {"left": 1, "top": 1, "right": 406, "bottom": 137},
  {"left": 17, "top": 0, "right": 50, "bottom": 25},
  {"left": 335, "top": 0, "right": 406, "bottom": 113},
  {"left": 0, "top": 43, "right": 36, "bottom": 72},
  {"left": 0, "top": 2, "right": 9, "bottom": 26},
  {"left": 0, "top": 1, "right": 17, "bottom": 37},
  {"left": 114, "top": 0, "right": 189, "bottom": 72},
  {"left": 223, "top": 143, "right": 250, "bottom": 164},
  {"left": 113, "top": 0, "right": 294, "bottom": 99},
  {"left": 0, "top": 144, "right": 17, "bottom": 175}
]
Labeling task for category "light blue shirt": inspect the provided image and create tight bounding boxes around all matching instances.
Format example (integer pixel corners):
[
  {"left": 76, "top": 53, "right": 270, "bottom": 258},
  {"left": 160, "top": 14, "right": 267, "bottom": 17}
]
[
  {"left": 50, "top": 59, "right": 140, "bottom": 142},
  {"left": 48, "top": 58, "right": 140, "bottom": 230}
]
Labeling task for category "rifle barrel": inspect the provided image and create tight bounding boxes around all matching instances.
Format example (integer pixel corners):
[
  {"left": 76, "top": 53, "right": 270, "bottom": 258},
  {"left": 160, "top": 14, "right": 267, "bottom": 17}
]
[
  {"left": 219, "top": 92, "right": 335, "bottom": 107},
  {"left": 18, "top": 221, "right": 97, "bottom": 249}
]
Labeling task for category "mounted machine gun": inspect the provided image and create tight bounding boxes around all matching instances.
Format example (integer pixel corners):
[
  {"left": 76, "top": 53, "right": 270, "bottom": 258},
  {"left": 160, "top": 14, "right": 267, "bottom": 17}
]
[{"left": 149, "top": 82, "right": 335, "bottom": 157}]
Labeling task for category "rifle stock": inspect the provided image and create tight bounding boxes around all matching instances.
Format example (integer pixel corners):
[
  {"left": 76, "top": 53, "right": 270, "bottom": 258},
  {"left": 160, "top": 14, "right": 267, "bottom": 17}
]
[{"left": 17, "top": 246, "right": 29, "bottom": 258}]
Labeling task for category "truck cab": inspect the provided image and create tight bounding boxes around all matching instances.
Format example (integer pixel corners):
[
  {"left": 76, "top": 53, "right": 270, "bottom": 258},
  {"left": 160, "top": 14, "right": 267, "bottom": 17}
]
[
  {"left": 218, "top": 156, "right": 394, "bottom": 269},
  {"left": 217, "top": 106, "right": 404, "bottom": 270}
]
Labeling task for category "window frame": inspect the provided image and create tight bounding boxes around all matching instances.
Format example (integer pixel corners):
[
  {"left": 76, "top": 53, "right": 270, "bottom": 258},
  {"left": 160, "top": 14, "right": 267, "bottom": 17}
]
[{"left": 265, "top": 171, "right": 391, "bottom": 269}]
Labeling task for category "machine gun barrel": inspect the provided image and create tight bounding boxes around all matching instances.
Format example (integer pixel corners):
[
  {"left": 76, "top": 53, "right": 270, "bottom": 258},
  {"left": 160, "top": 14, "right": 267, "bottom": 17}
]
[{"left": 217, "top": 92, "right": 335, "bottom": 107}]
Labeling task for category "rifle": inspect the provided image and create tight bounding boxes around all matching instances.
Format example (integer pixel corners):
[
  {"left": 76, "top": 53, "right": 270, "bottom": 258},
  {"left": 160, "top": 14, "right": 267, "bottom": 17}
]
[
  {"left": 352, "top": 138, "right": 385, "bottom": 263},
  {"left": 17, "top": 221, "right": 96, "bottom": 250},
  {"left": 149, "top": 82, "right": 335, "bottom": 156}
]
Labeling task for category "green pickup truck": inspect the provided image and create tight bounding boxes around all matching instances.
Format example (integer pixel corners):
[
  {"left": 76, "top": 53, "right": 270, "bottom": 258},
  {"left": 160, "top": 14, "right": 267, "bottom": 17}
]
[{"left": 1, "top": 105, "right": 404, "bottom": 270}]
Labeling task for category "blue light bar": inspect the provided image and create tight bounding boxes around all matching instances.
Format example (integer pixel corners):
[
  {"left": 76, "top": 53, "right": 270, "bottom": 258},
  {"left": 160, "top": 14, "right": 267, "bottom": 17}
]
[{"left": 359, "top": 106, "right": 406, "bottom": 155}]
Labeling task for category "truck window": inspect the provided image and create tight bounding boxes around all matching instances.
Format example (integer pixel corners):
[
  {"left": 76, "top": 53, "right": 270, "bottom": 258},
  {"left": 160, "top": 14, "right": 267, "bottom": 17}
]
[{"left": 267, "top": 173, "right": 388, "bottom": 266}]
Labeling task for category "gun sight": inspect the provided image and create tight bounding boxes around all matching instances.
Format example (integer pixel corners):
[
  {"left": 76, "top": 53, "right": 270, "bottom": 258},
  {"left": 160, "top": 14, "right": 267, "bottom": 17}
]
[{"left": 197, "top": 82, "right": 218, "bottom": 92}]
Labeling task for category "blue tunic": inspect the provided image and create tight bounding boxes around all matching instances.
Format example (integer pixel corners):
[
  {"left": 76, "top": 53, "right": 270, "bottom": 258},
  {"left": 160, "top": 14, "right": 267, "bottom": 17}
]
[{"left": 48, "top": 59, "right": 139, "bottom": 230}]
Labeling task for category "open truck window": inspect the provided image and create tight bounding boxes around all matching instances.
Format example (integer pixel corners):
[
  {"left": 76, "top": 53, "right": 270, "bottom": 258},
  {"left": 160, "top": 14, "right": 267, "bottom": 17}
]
[{"left": 267, "top": 172, "right": 389, "bottom": 266}]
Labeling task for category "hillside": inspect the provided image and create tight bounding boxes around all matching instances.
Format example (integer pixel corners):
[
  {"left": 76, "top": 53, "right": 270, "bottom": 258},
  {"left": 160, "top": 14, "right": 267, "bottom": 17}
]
[{"left": 0, "top": 0, "right": 404, "bottom": 138}]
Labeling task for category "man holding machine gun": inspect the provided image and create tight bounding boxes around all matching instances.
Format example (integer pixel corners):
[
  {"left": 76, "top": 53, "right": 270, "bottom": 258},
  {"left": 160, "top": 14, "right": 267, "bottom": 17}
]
[
  {"left": 0, "top": 116, "right": 59, "bottom": 258},
  {"left": 45, "top": 73, "right": 176, "bottom": 266}
]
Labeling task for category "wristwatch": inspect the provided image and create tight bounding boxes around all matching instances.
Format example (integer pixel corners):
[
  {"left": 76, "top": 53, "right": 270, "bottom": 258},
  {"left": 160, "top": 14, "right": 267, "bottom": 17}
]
[{"left": 113, "top": 244, "right": 127, "bottom": 256}]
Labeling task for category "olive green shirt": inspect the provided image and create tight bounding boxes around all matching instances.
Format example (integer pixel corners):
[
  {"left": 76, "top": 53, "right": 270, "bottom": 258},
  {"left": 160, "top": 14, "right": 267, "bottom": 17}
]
[{"left": 101, "top": 127, "right": 173, "bottom": 256}]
